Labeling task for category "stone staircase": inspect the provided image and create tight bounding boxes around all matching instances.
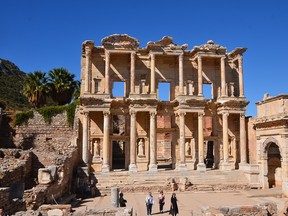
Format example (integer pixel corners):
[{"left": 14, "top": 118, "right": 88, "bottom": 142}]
[{"left": 92, "top": 169, "right": 250, "bottom": 195}]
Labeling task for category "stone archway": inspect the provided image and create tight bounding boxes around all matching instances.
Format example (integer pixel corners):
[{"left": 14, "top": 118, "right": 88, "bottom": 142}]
[
  {"left": 267, "top": 143, "right": 281, "bottom": 188},
  {"left": 263, "top": 137, "right": 282, "bottom": 188}
]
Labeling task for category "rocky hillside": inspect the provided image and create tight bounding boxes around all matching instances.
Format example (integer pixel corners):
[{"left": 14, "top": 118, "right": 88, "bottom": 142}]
[{"left": 0, "top": 58, "right": 29, "bottom": 110}]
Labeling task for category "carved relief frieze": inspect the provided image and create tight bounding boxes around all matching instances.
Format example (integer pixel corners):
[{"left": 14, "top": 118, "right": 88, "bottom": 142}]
[{"left": 191, "top": 40, "right": 227, "bottom": 56}]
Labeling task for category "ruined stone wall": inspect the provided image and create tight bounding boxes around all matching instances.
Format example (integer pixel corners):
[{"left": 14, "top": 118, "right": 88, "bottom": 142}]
[{"left": 0, "top": 149, "right": 32, "bottom": 186}]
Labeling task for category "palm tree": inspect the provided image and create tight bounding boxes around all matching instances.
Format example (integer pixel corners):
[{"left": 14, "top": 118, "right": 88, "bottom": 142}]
[
  {"left": 23, "top": 71, "right": 49, "bottom": 108},
  {"left": 48, "top": 68, "right": 79, "bottom": 105}
]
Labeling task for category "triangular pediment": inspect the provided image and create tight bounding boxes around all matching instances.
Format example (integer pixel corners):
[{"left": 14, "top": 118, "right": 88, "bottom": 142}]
[{"left": 146, "top": 36, "right": 188, "bottom": 54}]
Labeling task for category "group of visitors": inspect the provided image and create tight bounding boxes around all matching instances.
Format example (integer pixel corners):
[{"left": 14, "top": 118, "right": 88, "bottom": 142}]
[{"left": 119, "top": 190, "right": 179, "bottom": 216}]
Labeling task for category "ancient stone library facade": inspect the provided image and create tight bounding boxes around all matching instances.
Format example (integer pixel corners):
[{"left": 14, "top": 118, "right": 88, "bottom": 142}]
[
  {"left": 78, "top": 34, "right": 249, "bottom": 173},
  {"left": 78, "top": 34, "right": 288, "bottom": 196}
]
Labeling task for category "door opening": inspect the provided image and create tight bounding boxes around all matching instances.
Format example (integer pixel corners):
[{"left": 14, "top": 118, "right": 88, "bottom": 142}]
[{"left": 112, "top": 141, "right": 125, "bottom": 170}]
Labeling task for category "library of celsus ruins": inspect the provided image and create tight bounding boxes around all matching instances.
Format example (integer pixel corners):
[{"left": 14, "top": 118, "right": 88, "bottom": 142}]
[
  {"left": 79, "top": 34, "right": 249, "bottom": 173},
  {"left": 78, "top": 34, "right": 288, "bottom": 196}
]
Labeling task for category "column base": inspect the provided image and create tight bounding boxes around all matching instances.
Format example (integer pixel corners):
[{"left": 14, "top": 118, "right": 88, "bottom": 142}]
[
  {"left": 149, "top": 164, "right": 158, "bottom": 172},
  {"left": 197, "top": 163, "right": 206, "bottom": 172},
  {"left": 129, "top": 164, "right": 138, "bottom": 173},
  {"left": 219, "top": 162, "right": 233, "bottom": 171},
  {"left": 176, "top": 163, "right": 187, "bottom": 171},
  {"left": 101, "top": 164, "right": 110, "bottom": 173},
  {"left": 239, "top": 162, "right": 249, "bottom": 171}
]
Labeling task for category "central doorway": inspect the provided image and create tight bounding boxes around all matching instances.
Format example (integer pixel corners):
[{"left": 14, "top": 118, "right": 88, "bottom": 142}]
[
  {"left": 112, "top": 140, "right": 125, "bottom": 170},
  {"left": 205, "top": 141, "right": 214, "bottom": 168}
]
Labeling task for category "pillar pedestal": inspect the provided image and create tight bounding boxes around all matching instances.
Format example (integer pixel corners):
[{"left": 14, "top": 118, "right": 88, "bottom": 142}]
[
  {"left": 239, "top": 162, "right": 249, "bottom": 171},
  {"left": 129, "top": 164, "right": 138, "bottom": 173},
  {"left": 101, "top": 164, "right": 110, "bottom": 173},
  {"left": 219, "top": 162, "right": 232, "bottom": 171},
  {"left": 177, "top": 163, "right": 187, "bottom": 171},
  {"left": 149, "top": 164, "right": 158, "bottom": 172},
  {"left": 197, "top": 163, "right": 206, "bottom": 172}
]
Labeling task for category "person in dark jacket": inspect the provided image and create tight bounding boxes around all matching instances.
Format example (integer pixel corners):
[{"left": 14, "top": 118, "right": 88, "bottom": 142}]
[
  {"left": 119, "top": 192, "right": 127, "bottom": 207},
  {"left": 169, "top": 192, "right": 179, "bottom": 216}
]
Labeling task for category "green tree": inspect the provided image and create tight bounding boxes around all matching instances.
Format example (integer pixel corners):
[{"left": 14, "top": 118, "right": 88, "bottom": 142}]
[
  {"left": 23, "top": 71, "right": 49, "bottom": 108},
  {"left": 48, "top": 68, "right": 79, "bottom": 105}
]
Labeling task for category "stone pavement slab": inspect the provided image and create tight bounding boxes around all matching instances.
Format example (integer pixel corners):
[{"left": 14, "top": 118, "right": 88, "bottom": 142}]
[{"left": 72, "top": 189, "right": 288, "bottom": 216}]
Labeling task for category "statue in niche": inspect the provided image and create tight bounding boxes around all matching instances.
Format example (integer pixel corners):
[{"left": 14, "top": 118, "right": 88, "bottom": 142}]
[
  {"left": 93, "top": 140, "right": 100, "bottom": 157},
  {"left": 138, "top": 139, "right": 144, "bottom": 156},
  {"left": 185, "top": 141, "right": 191, "bottom": 156},
  {"left": 230, "top": 82, "right": 235, "bottom": 97}
]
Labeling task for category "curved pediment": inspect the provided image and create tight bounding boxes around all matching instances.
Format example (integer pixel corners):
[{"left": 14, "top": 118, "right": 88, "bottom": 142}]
[
  {"left": 191, "top": 40, "right": 227, "bottom": 55},
  {"left": 146, "top": 36, "right": 188, "bottom": 53},
  {"left": 101, "top": 34, "right": 140, "bottom": 50}
]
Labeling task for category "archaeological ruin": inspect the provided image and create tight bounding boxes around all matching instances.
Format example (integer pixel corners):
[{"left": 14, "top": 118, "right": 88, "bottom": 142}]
[
  {"left": 1, "top": 34, "right": 288, "bottom": 215},
  {"left": 79, "top": 34, "right": 249, "bottom": 173}
]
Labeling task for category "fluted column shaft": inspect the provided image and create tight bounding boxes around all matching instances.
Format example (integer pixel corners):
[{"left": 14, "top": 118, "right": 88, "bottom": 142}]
[
  {"left": 179, "top": 112, "right": 186, "bottom": 164},
  {"left": 179, "top": 54, "right": 184, "bottom": 95},
  {"left": 238, "top": 55, "right": 244, "bottom": 97},
  {"left": 149, "top": 111, "right": 157, "bottom": 169},
  {"left": 222, "top": 112, "right": 229, "bottom": 163},
  {"left": 104, "top": 51, "right": 110, "bottom": 94},
  {"left": 240, "top": 113, "right": 247, "bottom": 163},
  {"left": 130, "top": 52, "right": 136, "bottom": 94},
  {"left": 84, "top": 47, "right": 92, "bottom": 93},
  {"left": 198, "top": 56, "right": 203, "bottom": 96},
  {"left": 82, "top": 112, "right": 89, "bottom": 164},
  {"left": 102, "top": 111, "right": 110, "bottom": 171},
  {"left": 198, "top": 112, "right": 204, "bottom": 163},
  {"left": 129, "top": 110, "right": 137, "bottom": 169},
  {"left": 221, "top": 57, "right": 226, "bottom": 96},
  {"left": 150, "top": 53, "right": 155, "bottom": 94}
]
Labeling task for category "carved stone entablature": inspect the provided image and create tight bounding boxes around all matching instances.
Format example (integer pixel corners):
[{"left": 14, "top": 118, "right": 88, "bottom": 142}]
[
  {"left": 191, "top": 40, "right": 227, "bottom": 56},
  {"left": 101, "top": 34, "right": 140, "bottom": 50},
  {"left": 255, "top": 119, "right": 288, "bottom": 129},
  {"left": 146, "top": 36, "right": 188, "bottom": 54},
  {"left": 79, "top": 97, "right": 105, "bottom": 106},
  {"left": 216, "top": 99, "right": 249, "bottom": 109},
  {"left": 228, "top": 48, "right": 247, "bottom": 60},
  {"left": 254, "top": 114, "right": 288, "bottom": 124}
]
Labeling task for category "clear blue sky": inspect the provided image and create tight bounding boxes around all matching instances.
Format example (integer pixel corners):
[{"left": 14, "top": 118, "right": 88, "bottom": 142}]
[{"left": 1, "top": 0, "right": 288, "bottom": 116}]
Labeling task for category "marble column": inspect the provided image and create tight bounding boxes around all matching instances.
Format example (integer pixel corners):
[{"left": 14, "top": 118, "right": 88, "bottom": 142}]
[
  {"left": 102, "top": 111, "right": 110, "bottom": 172},
  {"left": 179, "top": 54, "right": 184, "bottom": 95},
  {"left": 104, "top": 51, "right": 110, "bottom": 94},
  {"left": 238, "top": 55, "right": 244, "bottom": 97},
  {"left": 197, "top": 56, "right": 203, "bottom": 96},
  {"left": 220, "top": 57, "right": 226, "bottom": 96},
  {"left": 82, "top": 112, "right": 89, "bottom": 164},
  {"left": 149, "top": 111, "right": 157, "bottom": 172},
  {"left": 178, "top": 112, "right": 187, "bottom": 170},
  {"left": 84, "top": 45, "right": 92, "bottom": 93},
  {"left": 222, "top": 112, "right": 229, "bottom": 164},
  {"left": 239, "top": 113, "right": 248, "bottom": 170},
  {"left": 197, "top": 112, "right": 206, "bottom": 171},
  {"left": 130, "top": 52, "right": 136, "bottom": 94},
  {"left": 129, "top": 110, "right": 137, "bottom": 172},
  {"left": 150, "top": 53, "right": 156, "bottom": 94}
]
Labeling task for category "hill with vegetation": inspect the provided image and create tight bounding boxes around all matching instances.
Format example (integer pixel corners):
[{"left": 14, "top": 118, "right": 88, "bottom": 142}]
[{"left": 0, "top": 58, "right": 30, "bottom": 110}]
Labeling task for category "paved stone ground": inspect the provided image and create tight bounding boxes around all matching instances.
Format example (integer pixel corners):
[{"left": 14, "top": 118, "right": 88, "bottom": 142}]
[{"left": 72, "top": 188, "right": 288, "bottom": 216}]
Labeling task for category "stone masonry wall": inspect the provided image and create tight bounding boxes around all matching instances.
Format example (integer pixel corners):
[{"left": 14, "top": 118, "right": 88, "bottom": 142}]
[{"left": 0, "top": 149, "right": 32, "bottom": 187}]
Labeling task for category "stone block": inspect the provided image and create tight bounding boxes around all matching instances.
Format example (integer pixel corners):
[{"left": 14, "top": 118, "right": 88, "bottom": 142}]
[{"left": 38, "top": 168, "right": 52, "bottom": 184}]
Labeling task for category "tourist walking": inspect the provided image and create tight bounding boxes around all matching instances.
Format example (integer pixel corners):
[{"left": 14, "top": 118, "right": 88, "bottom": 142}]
[
  {"left": 145, "top": 192, "right": 154, "bottom": 215},
  {"left": 119, "top": 192, "right": 127, "bottom": 207},
  {"left": 169, "top": 192, "right": 179, "bottom": 216},
  {"left": 158, "top": 190, "right": 165, "bottom": 213}
]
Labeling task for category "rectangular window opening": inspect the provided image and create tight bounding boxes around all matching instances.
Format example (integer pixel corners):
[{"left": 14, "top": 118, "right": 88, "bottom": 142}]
[
  {"left": 112, "top": 81, "right": 125, "bottom": 97},
  {"left": 158, "top": 82, "right": 170, "bottom": 101},
  {"left": 203, "top": 83, "right": 213, "bottom": 99}
]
